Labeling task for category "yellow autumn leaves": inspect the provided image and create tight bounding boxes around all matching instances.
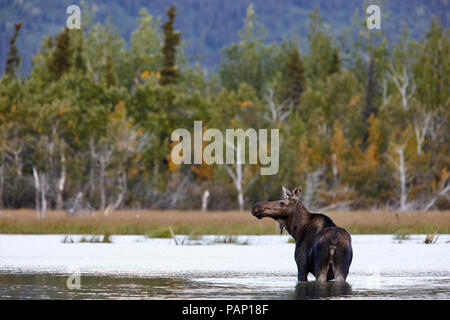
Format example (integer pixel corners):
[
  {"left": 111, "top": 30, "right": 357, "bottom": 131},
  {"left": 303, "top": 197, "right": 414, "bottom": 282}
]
[{"left": 140, "top": 70, "right": 161, "bottom": 80}]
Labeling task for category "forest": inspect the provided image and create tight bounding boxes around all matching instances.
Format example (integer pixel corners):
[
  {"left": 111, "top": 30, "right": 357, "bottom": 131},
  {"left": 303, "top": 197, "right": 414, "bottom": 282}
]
[{"left": 0, "top": 3, "right": 448, "bottom": 215}]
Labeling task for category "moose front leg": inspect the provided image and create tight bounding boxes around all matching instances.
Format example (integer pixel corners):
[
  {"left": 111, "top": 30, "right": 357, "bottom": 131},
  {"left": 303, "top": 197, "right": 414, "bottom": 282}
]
[
  {"left": 297, "top": 264, "right": 308, "bottom": 281},
  {"left": 295, "top": 246, "right": 308, "bottom": 281}
]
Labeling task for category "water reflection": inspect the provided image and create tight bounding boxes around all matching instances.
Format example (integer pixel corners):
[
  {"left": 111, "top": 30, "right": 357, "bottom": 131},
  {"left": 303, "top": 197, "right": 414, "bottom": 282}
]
[
  {"left": 0, "top": 272, "right": 448, "bottom": 300},
  {"left": 294, "top": 282, "right": 352, "bottom": 300}
]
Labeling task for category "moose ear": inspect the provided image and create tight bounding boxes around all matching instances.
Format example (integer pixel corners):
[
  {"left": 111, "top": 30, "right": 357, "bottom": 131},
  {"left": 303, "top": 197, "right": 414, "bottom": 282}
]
[
  {"left": 292, "top": 186, "right": 303, "bottom": 199},
  {"left": 282, "top": 186, "right": 292, "bottom": 199}
]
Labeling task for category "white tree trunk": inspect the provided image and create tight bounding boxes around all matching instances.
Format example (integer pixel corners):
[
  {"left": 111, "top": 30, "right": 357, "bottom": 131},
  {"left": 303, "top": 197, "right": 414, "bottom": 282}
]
[
  {"left": 13, "top": 149, "right": 22, "bottom": 177},
  {"left": 225, "top": 142, "right": 245, "bottom": 211},
  {"left": 264, "top": 88, "right": 290, "bottom": 123},
  {"left": 424, "top": 174, "right": 449, "bottom": 210},
  {"left": 389, "top": 64, "right": 416, "bottom": 111},
  {"left": 388, "top": 144, "right": 409, "bottom": 211},
  {"left": 332, "top": 153, "right": 338, "bottom": 184},
  {"left": 89, "top": 136, "right": 96, "bottom": 198},
  {"left": 32, "top": 166, "right": 41, "bottom": 218},
  {"left": 202, "top": 190, "right": 210, "bottom": 212},
  {"left": 398, "top": 146, "right": 407, "bottom": 211},
  {"left": 99, "top": 155, "right": 106, "bottom": 210},
  {"left": 56, "top": 152, "right": 66, "bottom": 210},
  {"left": 40, "top": 173, "right": 47, "bottom": 218},
  {"left": 111, "top": 171, "right": 127, "bottom": 211},
  {"left": 413, "top": 113, "right": 431, "bottom": 156}
]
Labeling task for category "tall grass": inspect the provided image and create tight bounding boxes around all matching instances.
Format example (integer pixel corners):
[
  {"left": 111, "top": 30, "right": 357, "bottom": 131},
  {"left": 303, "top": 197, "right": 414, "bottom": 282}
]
[{"left": 0, "top": 209, "right": 449, "bottom": 235}]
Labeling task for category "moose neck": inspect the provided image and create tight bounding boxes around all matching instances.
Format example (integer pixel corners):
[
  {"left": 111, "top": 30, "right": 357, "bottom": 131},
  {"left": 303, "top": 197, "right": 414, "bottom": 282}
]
[{"left": 283, "top": 201, "right": 311, "bottom": 241}]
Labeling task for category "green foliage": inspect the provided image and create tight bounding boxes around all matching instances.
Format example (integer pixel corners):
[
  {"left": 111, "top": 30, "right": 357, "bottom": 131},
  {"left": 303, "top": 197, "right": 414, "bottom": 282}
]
[
  {"left": 219, "top": 5, "right": 284, "bottom": 97},
  {"left": 305, "top": 9, "right": 342, "bottom": 85}
]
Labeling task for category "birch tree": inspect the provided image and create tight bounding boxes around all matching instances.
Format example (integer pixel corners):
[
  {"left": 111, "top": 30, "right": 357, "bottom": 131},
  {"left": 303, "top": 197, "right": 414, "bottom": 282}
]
[
  {"left": 388, "top": 63, "right": 416, "bottom": 111},
  {"left": 263, "top": 88, "right": 291, "bottom": 123},
  {"left": 224, "top": 140, "right": 257, "bottom": 211},
  {"left": 387, "top": 129, "right": 414, "bottom": 211}
]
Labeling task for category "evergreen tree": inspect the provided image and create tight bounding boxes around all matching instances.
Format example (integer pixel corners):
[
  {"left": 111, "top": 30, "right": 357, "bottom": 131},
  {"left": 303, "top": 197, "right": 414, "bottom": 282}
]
[
  {"left": 104, "top": 55, "right": 116, "bottom": 87},
  {"left": 47, "top": 28, "right": 73, "bottom": 80},
  {"left": 284, "top": 48, "right": 305, "bottom": 107},
  {"left": 4, "top": 22, "right": 22, "bottom": 77},
  {"left": 362, "top": 55, "right": 378, "bottom": 144},
  {"left": 160, "top": 4, "right": 181, "bottom": 86},
  {"left": 329, "top": 47, "right": 341, "bottom": 75},
  {"left": 219, "top": 4, "right": 281, "bottom": 97},
  {"left": 305, "top": 9, "right": 341, "bottom": 83},
  {"left": 73, "top": 33, "right": 87, "bottom": 74}
]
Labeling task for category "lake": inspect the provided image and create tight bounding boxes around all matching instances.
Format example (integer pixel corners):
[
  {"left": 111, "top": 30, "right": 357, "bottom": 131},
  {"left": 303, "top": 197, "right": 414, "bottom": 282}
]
[{"left": 0, "top": 234, "right": 449, "bottom": 299}]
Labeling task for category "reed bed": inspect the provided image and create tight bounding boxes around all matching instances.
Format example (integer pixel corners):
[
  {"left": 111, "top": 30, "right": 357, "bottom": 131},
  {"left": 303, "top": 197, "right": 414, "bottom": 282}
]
[{"left": 0, "top": 209, "right": 448, "bottom": 235}]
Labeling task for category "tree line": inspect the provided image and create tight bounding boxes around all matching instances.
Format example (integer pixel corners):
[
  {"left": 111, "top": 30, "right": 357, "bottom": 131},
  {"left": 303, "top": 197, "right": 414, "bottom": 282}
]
[{"left": 0, "top": 4, "right": 448, "bottom": 215}]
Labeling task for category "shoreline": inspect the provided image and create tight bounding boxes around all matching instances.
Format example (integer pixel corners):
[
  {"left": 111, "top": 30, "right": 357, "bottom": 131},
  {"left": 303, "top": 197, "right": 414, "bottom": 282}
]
[{"left": 1, "top": 209, "right": 449, "bottom": 235}]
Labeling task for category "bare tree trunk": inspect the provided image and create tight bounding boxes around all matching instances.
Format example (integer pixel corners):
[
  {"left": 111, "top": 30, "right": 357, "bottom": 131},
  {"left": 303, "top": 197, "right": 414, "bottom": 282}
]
[
  {"left": 389, "top": 64, "right": 416, "bottom": 111},
  {"left": 14, "top": 152, "right": 21, "bottom": 176},
  {"left": 304, "top": 168, "right": 325, "bottom": 207},
  {"left": 413, "top": 113, "right": 431, "bottom": 156},
  {"left": 56, "top": 152, "right": 66, "bottom": 210},
  {"left": 169, "top": 173, "right": 190, "bottom": 208},
  {"left": 41, "top": 173, "right": 47, "bottom": 218},
  {"left": 112, "top": 171, "right": 127, "bottom": 211},
  {"left": 236, "top": 146, "right": 244, "bottom": 211},
  {"left": 398, "top": 146, "right": 407, "bottom": 211},
  {"left": 388, "top": 144, "right": 409, "bottom": 211},
  {"left": 424, "top": 174, "right": 449, "bottom": 210},
  {"left": 32, "top": 166, "right": 41, "bottom": 218},
  {"left": 424, "top": 185, "right": 450, "bottom": 210},
  {"left": 99, "top": 155, "right": 106, "bottom": 210},
  {"left": 332, "top": 153, "right": 338, "bottom": 185},
  {"left": 89, "top": 136, "right": 96, "bottom": 199},
  {"left": 264, "top": 88, "right": 290, "bottom": 123},
  {"left": 225, "top": 142, "right": 244, "bottom": 211},
  {"left": 202, "top": 190, "right": 210, "bottom": 212}
]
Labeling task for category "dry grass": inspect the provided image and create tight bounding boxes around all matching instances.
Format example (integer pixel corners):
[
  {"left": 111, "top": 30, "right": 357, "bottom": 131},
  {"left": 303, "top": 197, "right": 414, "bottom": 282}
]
[{"left": 0, "top": 209, "right": 449, "bottom": 235}]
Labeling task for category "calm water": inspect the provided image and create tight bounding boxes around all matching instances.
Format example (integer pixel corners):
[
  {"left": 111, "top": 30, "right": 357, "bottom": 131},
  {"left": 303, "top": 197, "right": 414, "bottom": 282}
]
[
  {"left": 1, "top": 234, "right": 449, "bottom": 299},
  {"left": 1, "top": 271, "right": 449, "bottom": 299}
]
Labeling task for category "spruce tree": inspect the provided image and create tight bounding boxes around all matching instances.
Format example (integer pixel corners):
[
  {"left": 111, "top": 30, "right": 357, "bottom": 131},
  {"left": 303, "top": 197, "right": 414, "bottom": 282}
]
[
  {"left": 104, "top": 55, "right": 116, "bottom": 87},
  {"left": 362, "top": 55, "right": 378, "bottom": 144},
  {"left": 47, "top": 28, "right": 73, "bottom": 80},
  {"left": 160, "top": 4, "right": 181, "bottom": 86},
  {"left": 4, "top": 22, "right": 22, "bottom": 77},
  {"left": 329, "top": 47, "right": 341, "bottom": 75},
  {"left": 73, "top": 34, "right": 87, "bottom": 74},
  {"left": 284, "top": 48, "right": 305, "bottom": 107}
]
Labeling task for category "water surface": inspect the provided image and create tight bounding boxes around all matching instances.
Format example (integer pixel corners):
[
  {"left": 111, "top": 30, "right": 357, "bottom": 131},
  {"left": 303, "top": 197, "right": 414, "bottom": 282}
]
[
  {"left": 1, "top": 271, "right": 449, "bottom": 299},
  {"left": 1, "top": 234, "right": 449, "bottom": 299}
]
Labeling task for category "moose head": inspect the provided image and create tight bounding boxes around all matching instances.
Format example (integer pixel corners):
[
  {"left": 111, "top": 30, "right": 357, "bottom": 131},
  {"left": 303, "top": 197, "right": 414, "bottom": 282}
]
[{"left": 251, "top": 186, "right": 305, "bottom": 234}]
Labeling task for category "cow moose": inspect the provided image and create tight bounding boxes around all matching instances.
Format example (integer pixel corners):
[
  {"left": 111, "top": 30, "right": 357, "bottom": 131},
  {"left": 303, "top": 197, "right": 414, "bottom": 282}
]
[{"left": 251, "top": 186, "right": 353, "bottom": 282}]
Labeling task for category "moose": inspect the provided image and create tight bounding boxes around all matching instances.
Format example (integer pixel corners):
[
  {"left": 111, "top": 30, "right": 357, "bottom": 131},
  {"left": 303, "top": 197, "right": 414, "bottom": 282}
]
[{"left": 251, "top": 186, "right": 353, "bottom": 282}]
